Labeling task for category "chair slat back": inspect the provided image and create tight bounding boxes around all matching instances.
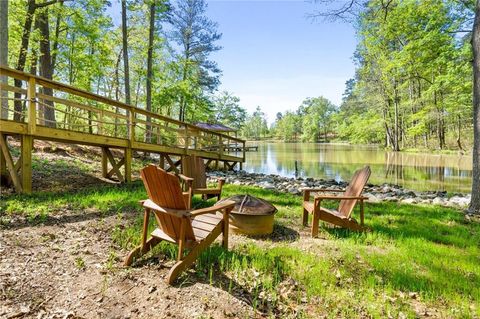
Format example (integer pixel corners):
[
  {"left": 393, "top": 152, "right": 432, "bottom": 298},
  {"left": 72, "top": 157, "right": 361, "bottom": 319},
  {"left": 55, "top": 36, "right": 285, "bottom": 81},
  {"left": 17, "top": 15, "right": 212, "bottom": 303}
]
[
  {"left": 338, "top": 166, "right": 371, "bottom": 218},
  {"left": 182, "top": 155, "right": 207, "bottom": 189},
  {"left": 141, "top": 165, "right": 195, "bottom": 241}
]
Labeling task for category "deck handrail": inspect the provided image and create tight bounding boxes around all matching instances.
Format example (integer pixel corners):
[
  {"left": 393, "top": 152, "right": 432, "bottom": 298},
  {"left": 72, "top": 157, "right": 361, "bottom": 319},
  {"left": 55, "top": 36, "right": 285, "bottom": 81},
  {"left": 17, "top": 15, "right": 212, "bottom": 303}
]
[{"left": 0, "top": 65, "right": 245, "bottom": 144}]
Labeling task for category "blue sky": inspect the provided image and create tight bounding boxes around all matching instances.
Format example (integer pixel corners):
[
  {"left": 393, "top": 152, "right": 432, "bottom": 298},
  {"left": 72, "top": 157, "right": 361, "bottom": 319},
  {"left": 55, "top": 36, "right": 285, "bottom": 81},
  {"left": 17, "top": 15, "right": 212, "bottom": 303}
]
[
  {"left": 207, "top": 1, "right": 357, "bottom": 123},
  {"left": 108, "top": 1, "right": 357, "bottom": 123}
]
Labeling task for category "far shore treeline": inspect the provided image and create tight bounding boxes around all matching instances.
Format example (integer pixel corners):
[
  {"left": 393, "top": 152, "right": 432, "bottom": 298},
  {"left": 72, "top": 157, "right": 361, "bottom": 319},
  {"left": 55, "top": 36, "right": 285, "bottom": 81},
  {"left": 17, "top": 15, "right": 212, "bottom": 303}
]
[{"left": 1, "top": 0, "right": 476, "bottom": 152}]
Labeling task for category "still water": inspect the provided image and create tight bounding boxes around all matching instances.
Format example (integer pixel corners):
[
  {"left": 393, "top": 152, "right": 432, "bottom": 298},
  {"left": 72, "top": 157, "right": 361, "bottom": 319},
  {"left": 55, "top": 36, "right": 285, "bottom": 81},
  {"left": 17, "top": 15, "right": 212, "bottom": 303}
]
[{"left": 242, "top": 143, "right": 472, "bottom": 193}]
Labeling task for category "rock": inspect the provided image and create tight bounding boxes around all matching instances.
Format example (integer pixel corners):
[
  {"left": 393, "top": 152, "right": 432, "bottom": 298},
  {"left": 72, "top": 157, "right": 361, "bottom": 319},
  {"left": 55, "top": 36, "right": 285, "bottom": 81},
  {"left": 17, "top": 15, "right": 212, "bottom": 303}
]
[
  {"left": 261, "top": 183, "right": 275, "bottom": 190},
  {"left": 209, "top": 171, "right": 470, "bottom": 209},
  {"left": 288, "top": 188, "right": 300, "bottom": 195},
  {"left": 402, "top": 198, "right": 418, "bottom": 204}
]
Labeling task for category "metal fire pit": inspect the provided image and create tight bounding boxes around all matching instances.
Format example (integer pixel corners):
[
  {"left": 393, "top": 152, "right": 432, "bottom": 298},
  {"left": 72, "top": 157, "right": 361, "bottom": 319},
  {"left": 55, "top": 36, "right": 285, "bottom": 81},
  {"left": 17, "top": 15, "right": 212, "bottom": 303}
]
[{"left": 217, "top": 195, "right": 277, "bottom": 235}]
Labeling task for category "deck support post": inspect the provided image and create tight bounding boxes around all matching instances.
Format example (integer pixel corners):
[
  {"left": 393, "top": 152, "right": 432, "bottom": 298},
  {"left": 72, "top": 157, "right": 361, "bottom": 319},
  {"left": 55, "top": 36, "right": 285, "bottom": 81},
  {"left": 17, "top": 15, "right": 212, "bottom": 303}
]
[
  {"left": 0, "top": 134, "right": 24, "bottom": 193},
  {"left": 102, "top": 147, "right": 125, "bottom": 182},
  {"left": 0, "top": 146, "right": 6, "bottom": 183},
  {"left": 159, "top": 154, "right": 165, "bottom": 170},
  {"left": 21, "top": 135, "right": 33, "bottom": 193},
  {"left": 101, "top": 147, "right": 108, "bottom": 178},
  {"left": 125, "top": 147, "right": 132, "bottom": 183}
]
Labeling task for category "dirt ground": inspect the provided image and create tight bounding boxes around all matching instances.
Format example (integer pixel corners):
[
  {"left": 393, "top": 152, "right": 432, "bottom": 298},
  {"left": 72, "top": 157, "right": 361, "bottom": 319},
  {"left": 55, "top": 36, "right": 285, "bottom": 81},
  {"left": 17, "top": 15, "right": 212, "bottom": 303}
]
[
  {"left": 0, "top": 208, "right": 262, "bottom": 319},
  {"left": 0, "top": 140, "right": 456, "bottom": 318},
  {"left": 0, "top": 141, "right": 296, "bottom": 319}
]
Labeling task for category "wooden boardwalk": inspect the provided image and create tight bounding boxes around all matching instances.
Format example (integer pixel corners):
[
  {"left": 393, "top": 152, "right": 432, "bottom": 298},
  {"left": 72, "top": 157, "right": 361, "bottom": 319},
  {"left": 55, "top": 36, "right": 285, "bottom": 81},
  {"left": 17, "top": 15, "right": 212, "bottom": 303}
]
[{"left": 0, "top": 66, "right": 245, "bottom": 193}]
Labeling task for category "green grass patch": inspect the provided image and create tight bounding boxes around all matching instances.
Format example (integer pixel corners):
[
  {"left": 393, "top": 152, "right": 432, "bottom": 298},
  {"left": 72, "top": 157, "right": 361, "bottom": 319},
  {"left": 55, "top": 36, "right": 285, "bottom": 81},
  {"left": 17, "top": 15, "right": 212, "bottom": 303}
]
[{"left": 1, "top": 183, "right": 479, "bottom": 317}]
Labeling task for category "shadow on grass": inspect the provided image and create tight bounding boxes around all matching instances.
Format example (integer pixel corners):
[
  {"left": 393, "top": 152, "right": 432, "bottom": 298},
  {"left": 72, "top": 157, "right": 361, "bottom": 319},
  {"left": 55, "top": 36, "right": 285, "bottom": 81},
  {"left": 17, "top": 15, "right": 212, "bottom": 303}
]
[
  {"left": 177, "top": 245, "right": 290, "bottom": 317},
  {"left": 321, "top": 202, "right": 479, "bottom": 249},
  {"left": 0, "top": 182, "right": 147, "bottom": 230},
  {"left": 239, "top": 223, "right": 300, "bottom": 243}
]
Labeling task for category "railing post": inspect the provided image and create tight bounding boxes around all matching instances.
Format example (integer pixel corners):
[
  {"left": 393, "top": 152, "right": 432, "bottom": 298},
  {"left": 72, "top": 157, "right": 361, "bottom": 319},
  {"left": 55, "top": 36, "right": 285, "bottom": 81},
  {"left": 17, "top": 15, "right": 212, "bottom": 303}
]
[
  {"left": 126, "top": 108, "right": 134, "bottom": 183},
  {"left": 128, "top": 108, "right": 135, "bottom": 146},
  {"left": 219, "top": 135, "right": 223, "bottom": 160},
  {"left": 98, "top": 110, "right": 103, "bottom": 135},
  {"left": 184, "top": 125, "right": 189, "bottom": 153},
  {"left": 27, "top": 77, "right": 36, "bottom": 135},
  {"left": 242, "top": 140, "right": 246, "bottom": 162}
]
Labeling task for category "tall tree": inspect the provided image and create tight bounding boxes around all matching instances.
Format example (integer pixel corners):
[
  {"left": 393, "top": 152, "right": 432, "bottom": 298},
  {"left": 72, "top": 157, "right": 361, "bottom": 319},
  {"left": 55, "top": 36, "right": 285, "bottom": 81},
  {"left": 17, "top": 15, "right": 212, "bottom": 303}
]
[
  {"left": 169, "top": 0, "right": 221, "bottom": 122},
  {"left": 469, "top": 0, "right": 480, "bottom": 214},
  {"left": 0, "top": 0, "right": 8, "bottom": 119},
  {"left": 36, "top": 7, "right": 56, "bottom": 127},
  {"left": 211, "top": 91, "right": 247, "bottom": 129},
  {"left": 145, "top": 0, "right": 156, "bottom": 142},
  {"left": 121, "top": 0, "right": 131, "bottom": 105}
]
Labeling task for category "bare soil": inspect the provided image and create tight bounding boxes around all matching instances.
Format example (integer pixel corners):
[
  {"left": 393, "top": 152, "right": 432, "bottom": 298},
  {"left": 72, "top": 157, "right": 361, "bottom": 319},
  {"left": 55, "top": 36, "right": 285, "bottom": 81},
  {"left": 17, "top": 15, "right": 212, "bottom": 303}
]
[{"left": 0, "top": 140, "right": 451, "bottom": 318}]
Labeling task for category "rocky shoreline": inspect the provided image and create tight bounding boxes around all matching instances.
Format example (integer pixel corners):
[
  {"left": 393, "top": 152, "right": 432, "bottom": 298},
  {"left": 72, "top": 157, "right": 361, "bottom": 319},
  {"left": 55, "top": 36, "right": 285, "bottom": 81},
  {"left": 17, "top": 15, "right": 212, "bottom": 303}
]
[{"left": 208, "top": 170, "right": 471, "bottom": 210}]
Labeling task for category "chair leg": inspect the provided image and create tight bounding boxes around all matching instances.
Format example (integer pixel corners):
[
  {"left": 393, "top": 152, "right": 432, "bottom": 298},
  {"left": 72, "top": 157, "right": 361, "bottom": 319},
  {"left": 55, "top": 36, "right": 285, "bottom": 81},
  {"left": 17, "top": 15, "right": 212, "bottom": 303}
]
[
  {"left": 124, "top": 237, "right": 161, "bottom": 266},
  {"left": 302, "top": 208, "right": 309, "bottom": 226},
  {"left": 167, "top": 225, "right": 222, "bottom": 285},
  {"left": 311, "top": 210, "right": 320, "bottom": 238}
]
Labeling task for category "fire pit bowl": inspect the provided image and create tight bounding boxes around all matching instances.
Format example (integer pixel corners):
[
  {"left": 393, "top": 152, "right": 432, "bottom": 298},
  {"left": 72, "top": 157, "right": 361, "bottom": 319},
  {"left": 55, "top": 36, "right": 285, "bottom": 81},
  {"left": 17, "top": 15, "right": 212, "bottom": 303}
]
[{"left": 217, "top": 194, "right": 277, "bottom": 235}]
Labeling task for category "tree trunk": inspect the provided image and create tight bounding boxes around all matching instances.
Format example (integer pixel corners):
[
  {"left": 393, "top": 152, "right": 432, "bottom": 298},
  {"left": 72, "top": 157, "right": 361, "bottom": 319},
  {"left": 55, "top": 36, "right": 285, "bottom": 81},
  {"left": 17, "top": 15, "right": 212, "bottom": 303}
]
[
  {"left": 37, "top": 8, "right": 56, "bottom": 128},
  {"left": 121, "top": 0, "right": 131, "bottom": 105},
  {"left": 51, "top": 3, "right": 63, "bottom": 70},
  {"left": 0, "top": 0, "right": 8, "bottom": 119},
  {"left": 393, "top": 80, "right": 400, "bottom": 151},
  {"left": 457, "top": 115, "right": 464, "bottom": 152},
  {"left": 469, "top": 0, "right": 480, "bottom": 214},
  {"left": 14, "top": 0, "right": 36, "bottom": 122},
  {"left": 145, "top": 1, "right": 155, "bottom": 143}
]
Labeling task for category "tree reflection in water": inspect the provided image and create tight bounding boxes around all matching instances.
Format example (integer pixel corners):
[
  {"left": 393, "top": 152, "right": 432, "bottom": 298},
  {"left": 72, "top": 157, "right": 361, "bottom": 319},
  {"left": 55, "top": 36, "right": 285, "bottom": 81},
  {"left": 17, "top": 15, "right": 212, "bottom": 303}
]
[{"left": 244, "top": 142, "right": 471, "bottom": 192}]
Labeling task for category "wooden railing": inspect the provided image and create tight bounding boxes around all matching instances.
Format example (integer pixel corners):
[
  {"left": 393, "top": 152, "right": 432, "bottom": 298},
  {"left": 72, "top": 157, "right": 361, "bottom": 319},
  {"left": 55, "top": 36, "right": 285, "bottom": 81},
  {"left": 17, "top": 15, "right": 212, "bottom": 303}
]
[{"left": 0, "top": 65, "right": 246, "bottom": 163}]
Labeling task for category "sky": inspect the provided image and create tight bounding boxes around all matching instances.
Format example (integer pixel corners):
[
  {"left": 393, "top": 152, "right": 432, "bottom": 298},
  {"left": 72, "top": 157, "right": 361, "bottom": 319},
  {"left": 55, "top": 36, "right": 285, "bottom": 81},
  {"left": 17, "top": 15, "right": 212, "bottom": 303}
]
[{"left": 108, "top": 1, "right": 358, "bottom": 124}]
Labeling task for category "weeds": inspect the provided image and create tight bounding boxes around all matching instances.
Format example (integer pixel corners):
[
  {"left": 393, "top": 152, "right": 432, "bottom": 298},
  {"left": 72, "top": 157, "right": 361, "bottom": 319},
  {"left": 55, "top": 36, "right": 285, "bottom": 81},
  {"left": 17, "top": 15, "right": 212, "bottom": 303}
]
[{"left": 2, "top": 182, "right": 480, "bottom": 318}]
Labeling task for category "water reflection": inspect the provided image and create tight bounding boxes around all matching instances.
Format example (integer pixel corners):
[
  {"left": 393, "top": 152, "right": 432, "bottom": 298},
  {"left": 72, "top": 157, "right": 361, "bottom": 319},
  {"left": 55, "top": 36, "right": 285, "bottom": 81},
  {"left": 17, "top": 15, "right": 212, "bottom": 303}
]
[{"left": 243, "top": 143, "right": 472, "bottom": 193}]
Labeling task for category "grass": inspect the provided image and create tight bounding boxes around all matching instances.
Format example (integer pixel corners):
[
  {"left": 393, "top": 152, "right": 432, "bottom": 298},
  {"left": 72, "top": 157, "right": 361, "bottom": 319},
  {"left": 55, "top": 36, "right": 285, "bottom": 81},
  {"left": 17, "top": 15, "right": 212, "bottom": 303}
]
[{"left": 1, "top": 182, "right": 479, "bottom": 318}]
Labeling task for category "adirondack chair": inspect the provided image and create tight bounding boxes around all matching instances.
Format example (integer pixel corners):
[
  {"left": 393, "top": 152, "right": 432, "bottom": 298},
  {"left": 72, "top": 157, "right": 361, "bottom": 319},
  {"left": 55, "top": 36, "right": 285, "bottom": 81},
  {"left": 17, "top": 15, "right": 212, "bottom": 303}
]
[
  {"left": 302, "top": 166, "right": 371, "bottom": 236},
  {"left": 124, "top": 165, "right": 235, "bottom": 284},
  {"left": 182, "top": 155, "right": 225, "bottom": 201}
]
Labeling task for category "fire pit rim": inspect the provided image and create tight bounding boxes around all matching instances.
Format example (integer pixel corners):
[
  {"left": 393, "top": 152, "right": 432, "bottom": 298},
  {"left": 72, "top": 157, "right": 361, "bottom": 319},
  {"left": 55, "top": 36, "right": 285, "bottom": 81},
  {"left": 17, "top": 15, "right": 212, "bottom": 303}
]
[{"left": 217, "top": 194, "right": 278, "bottom": 216}]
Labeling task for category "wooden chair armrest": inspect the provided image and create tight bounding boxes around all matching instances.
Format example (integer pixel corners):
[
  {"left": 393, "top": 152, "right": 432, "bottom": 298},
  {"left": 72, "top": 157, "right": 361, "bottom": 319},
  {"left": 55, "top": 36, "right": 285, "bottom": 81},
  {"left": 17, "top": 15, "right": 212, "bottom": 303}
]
[
  {"left": 178, "top": 174, "right": 194, "bottom": 182},
  {"left": 142, "top": 199, "right": 191, "bottom": 218},
  {"left": 302, "top": 188, "right": 345, "bottom": 192},
  {"left": 190, "top": 200, "right": 235, "bottom": 217},
  {"left": 314, "top": 195, "right": 369, "bottom": 201}
]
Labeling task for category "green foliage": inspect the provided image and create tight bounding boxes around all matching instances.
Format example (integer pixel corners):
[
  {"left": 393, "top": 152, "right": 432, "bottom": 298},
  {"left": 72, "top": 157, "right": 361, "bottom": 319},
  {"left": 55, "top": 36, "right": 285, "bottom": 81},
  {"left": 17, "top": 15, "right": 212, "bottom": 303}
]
[
  {"left": 241, "top": 106, "right": 269, "bottom": 140},
  {"left": 337, "top": 0, "right": 474, "bottom": 151},
  {"left": 271, "top": 96, "right": 337, "bottom": 142},
  {"left": 210, "top": 91, "right": 247, "bottom": 129},
  {"left": 6, "top": 0, "right": 222, "bottom": 129}
]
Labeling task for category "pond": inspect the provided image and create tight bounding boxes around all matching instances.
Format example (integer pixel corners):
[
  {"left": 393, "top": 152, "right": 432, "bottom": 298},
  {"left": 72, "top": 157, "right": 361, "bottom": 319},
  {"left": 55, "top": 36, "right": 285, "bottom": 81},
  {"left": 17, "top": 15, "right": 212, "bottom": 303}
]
[{"left": 242, "top": 142, "right": 472, "bottom": 193}]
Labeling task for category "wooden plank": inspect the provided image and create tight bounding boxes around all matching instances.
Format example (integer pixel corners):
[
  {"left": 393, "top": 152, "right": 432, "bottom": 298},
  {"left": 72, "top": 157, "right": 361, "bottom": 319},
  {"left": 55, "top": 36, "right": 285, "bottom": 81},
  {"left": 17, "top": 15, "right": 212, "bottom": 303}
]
[
  {"left": 0, "top": 134, "right": 22, "bottom": 192},
  {"left": 36, "top": 92, "right": 128, "bottom": 121},
  {"left": 21, "top": 135, "right": 33, "bottom": 193},
  {"left": 27, "top": 77, "right": 36, "bottom": 135},
  {"left": 0, "top": 120, "right": 28, "bottom": 134},
  {"left": 104, "top": 147, "right": 124, "bottom": 182},
  {"left": 35, "top": 126, "right": 129, "bottom": 148},
  {"left": 0, "top": 82, "right": 27, "bottom": 95}
]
